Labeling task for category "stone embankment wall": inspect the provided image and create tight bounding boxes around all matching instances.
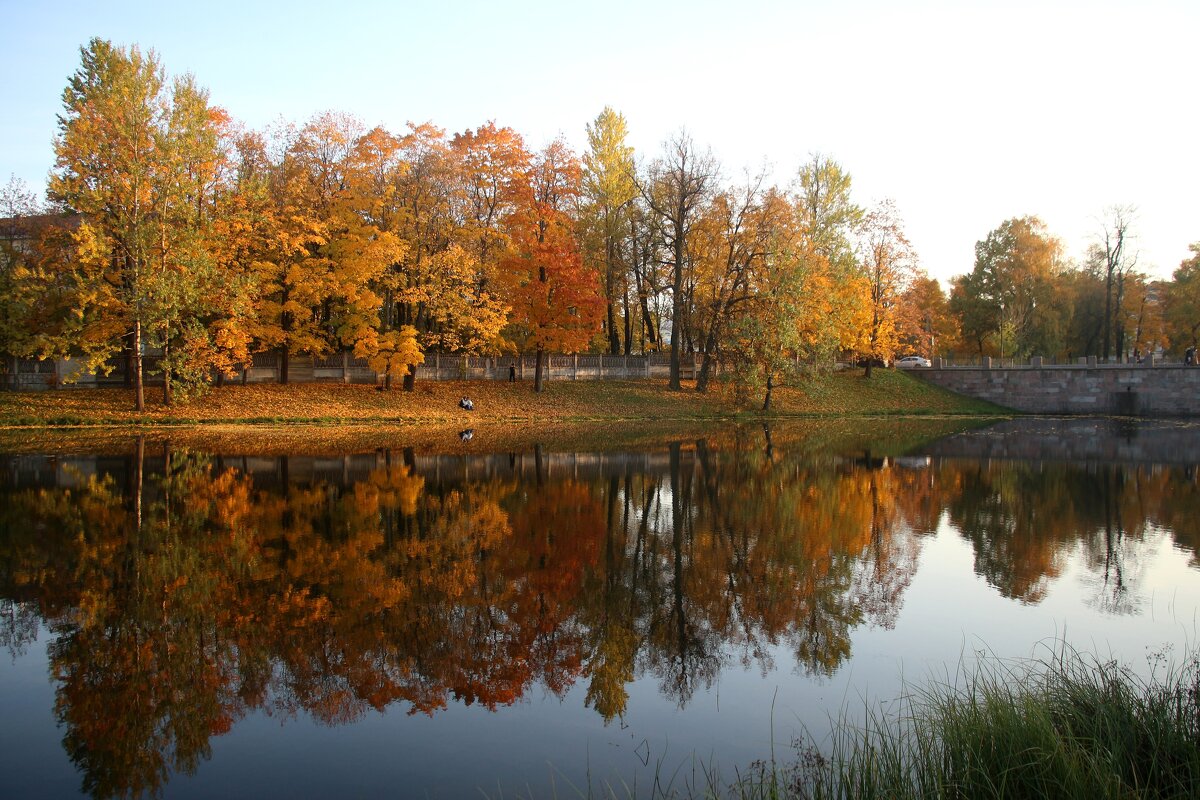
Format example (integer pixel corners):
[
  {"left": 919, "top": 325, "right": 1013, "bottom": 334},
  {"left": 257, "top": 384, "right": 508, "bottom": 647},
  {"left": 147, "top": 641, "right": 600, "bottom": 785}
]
[{"left": 917, "top": 358, "right": 1200, "bottom": 417}]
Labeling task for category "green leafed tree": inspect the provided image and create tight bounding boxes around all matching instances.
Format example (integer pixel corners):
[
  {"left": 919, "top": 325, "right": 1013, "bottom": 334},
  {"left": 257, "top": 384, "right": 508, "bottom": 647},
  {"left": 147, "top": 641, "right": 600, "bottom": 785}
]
[
  {"left": 951, "top": 216, "right": 1068, "bottom": 360},
  {"left": 49, "top": 38, "right": 168, "bottom": 410},
  {"left": 48, "top": 39, "right": 238, "bottom": 408}
]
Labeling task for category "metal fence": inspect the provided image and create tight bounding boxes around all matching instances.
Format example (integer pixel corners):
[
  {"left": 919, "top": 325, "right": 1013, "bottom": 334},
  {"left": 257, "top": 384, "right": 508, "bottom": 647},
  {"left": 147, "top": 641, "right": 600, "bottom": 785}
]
[{"left": 2, "top": 351, "right": 703, "bottom": 390}]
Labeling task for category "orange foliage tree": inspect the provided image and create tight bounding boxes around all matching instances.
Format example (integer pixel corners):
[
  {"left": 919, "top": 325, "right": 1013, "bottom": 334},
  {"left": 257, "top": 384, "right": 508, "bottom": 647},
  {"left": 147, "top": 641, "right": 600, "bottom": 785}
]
[{"left": 502, "top": 140, "right": 604, "bottom": 391}]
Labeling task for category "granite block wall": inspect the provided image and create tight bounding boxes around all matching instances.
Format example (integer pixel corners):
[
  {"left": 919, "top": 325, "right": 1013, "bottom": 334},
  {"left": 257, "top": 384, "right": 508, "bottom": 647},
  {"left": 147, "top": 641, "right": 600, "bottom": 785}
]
[{"left": 917, "top": 364, "right": 1200, "bottom": 417}]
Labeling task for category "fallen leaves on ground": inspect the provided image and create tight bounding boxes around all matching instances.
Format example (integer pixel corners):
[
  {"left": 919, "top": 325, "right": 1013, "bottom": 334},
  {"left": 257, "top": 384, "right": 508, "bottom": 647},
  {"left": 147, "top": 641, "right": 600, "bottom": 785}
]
[{"left": 0, "top": 371, "right": 1004, "bottom": 429}]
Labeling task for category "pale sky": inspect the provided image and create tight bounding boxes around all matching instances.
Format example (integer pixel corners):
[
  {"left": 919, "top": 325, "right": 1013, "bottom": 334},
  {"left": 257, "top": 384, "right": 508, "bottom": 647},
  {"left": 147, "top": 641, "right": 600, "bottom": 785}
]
[{"left": 2, "top": 0, "right": 1196, "bottom": 285}]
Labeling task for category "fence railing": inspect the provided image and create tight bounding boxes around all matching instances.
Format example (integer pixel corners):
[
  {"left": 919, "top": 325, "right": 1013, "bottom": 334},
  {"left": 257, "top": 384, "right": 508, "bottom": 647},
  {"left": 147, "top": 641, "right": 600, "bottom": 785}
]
[
  {"left": 1, "top": 351, "right": 705, "bottom": 390},
  {"left": 8, "top": 349, "right": 1188, "bottom": 391},
  {"left": 933, "top": 354, "right": 1180, "bottom": 369}
]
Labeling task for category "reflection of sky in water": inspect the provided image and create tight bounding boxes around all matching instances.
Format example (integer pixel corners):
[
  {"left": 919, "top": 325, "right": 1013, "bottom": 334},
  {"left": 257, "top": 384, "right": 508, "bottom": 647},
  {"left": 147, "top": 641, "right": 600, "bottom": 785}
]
[{"left": 1, "top": 422, "right": 1199, "bottom": 798}]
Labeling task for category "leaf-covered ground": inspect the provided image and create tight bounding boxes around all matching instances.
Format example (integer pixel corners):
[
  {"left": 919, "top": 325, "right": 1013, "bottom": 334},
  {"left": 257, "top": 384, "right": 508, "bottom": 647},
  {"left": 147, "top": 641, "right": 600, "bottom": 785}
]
[{"left": 0, "top": 370, "right": 1006, "bottom": 428}]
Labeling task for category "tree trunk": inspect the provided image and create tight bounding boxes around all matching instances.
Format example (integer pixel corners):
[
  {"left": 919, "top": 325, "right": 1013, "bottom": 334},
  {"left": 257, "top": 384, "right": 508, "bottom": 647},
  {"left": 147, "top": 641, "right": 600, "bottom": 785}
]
[
  {"left": 162, "top": 338, "right": 172, "bottom": 406},
  {"left": 402, "top": 362, "right": 417, "bottom": 392},
  {"left": 124, "top": 332, "right": 134, "bottom": 388},
  {"left": 534, "top": 346, "right": 545, "bottom": 393},
  {"left": 695, "top": 351, "right": 714, "bottom": 393},
  {"left": 280, "top": 286, "right": 291, "bottom": 384},
  {"left": 607, "top": 301, "right": 621, "bottom": 355},
  {"left": 133, "top": 318, "right": 145, "bottom": 412},
  {"left": 761, "top": 373, "right": 774, "bottom": 412},
  {"left": 1113, "top": 273, "right": 1127, "bottom": 360},
  {"left": 641, "top": 296, "right": 657, "bottom": 350},
  {"left": 622, "top": 292, "right": 633, "bottom": 356},
  {"left": 668, "top": 248, "right": 684, "bottom": 390},
  {"left": 1102, "top": 271, "right": 1113, "bottom": 361},
  {"left": 695, "top": 327, "right": 718, "bottom": 393}
]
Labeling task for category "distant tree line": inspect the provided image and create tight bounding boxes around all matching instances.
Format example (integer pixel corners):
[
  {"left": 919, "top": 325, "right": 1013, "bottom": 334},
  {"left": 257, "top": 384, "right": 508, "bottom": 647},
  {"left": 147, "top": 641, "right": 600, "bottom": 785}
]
[{"left": 2, "top": 39, "right": 1198, "bottom": 410}]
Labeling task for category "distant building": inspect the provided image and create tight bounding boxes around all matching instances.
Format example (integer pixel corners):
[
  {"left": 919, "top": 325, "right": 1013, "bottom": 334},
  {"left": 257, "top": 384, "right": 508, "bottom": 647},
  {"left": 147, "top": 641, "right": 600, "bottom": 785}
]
[
  {"left": 1, "top": 212, "right": 82, "bottom": 388},
  {"left": 0, "top": 211, "right": 80, "bottom": 252}
]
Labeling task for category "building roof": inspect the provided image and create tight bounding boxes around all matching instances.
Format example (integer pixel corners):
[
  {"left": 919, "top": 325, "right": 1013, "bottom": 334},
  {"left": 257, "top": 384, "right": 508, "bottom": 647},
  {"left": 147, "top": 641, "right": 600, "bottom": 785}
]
[{"left": 0, "top": 212, "right": 82, "bottom": 242}]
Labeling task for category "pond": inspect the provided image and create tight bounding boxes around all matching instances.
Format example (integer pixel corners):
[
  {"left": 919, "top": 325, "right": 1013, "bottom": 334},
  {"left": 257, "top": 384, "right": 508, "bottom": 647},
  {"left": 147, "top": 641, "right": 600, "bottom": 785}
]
[{"left": 1, "top": 417, "right": 1198, "bottom": 798}]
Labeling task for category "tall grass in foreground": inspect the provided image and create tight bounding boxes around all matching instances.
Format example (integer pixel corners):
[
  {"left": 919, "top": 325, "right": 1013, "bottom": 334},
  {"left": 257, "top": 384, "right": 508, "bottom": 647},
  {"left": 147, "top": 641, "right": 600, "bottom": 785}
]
[
  {"left": 740, "top": 646, "right": 1200, "bottom": 800},
  {"left": 484, "top": 647, "right": 1199, "bottom": 799}
]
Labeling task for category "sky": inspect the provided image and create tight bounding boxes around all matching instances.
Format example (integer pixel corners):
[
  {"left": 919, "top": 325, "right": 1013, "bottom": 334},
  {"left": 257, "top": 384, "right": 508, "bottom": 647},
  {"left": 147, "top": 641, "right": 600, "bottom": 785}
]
[{"left": 2, "top": 0, "right": 1196, "bottom": 285}]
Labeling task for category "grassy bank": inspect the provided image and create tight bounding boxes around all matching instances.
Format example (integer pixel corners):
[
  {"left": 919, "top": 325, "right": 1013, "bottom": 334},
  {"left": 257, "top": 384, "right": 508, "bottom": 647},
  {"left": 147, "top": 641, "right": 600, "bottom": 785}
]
[
  {"left": 740, "top": 647, "right": 1200, "bottom": 800},
  {"left": 0, "top": 370, "right": 1006, "bottom": 428}
]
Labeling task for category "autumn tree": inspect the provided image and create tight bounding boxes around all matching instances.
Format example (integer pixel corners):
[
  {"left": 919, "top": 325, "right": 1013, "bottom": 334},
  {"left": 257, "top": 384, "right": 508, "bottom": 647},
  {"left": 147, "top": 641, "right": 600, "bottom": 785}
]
[
  {"left": 641, "top": 132, "right": 717, "bottom": 389},
  {"left": 581, "top": 107, "right": 637, "bottom": 354},
  {"left": 388, "top": 123, "right": 505, "bottom": 390},
  {"left": 898, "top": 274, "right": 957, "bottom": 359},
  {"left": 1164, "top": 244, "right": 1200, "bottom": 354},
  {"left": 49, "top": 39, "right": 171, "bottom": 410},
  {"left": 0, "top": 217, "right": 81, "bottom": 385},
  {"left": 728, "top": 232, "right": 827, "bottom": 410},
  {"left": 793, "top": 155, "right": 867, "bottom": 361},
  {"left": 371, "top": 120, "right": 527, "bottom": 383},
  {"left": 49, "top": 39, "right": 239, "bottom": 409},
  {"left": 1060, "top": 264, "right": 1107, "bottom": 358},
  {"left": 451, "top": 121, "right": 530, "bottom": 289},
  {"left": 1, "top": 182, "right": 46, "bottom": 372},
  {"left": 690, "top": 177, "right": 781, "bottom": 393},
  {"left": 143, "top": 77, "right": 243, "bottom": 403},
  {"left": 794, "top": 154, "right": 861, "bottom": 273},
  {"left": 948, "top": 268, "right": 996, "bottom": 357},
  {"left": 856, "top": 200, "right": 917, "bottom": 376},
  {"left": 1116, "top": 271, "right": 1165, "bottom": 360},
  {"left": 265, "top": 112, "right": 362, "bottom": 383},
  {"left": 502, "top": 140, "right": 604, "bottom": 391},
  {"left": 951, "top": 216, "right": 1068, "bottom": 360},
  {"left": 331, "top": 125, "right": 412, "bottom": 387}
]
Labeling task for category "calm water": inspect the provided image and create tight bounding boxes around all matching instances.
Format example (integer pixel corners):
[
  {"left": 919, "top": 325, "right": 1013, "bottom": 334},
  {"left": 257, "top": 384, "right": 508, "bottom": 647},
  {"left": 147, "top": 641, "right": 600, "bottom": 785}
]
[{"left": 1, "top": 418, "right": 1199, "bottom": 798}]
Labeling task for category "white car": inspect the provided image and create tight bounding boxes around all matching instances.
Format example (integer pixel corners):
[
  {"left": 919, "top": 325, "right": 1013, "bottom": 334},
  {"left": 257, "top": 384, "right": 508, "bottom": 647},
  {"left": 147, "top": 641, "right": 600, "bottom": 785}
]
[{"left": 896, "top": 356, "right": 931, "bottom": 368}]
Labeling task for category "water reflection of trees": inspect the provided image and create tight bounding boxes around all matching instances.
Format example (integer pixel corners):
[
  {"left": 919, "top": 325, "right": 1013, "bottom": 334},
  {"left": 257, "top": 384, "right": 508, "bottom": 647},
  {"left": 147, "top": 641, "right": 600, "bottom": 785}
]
[
  {"left": 942, "top": 460, "right": 1200, "bottom": 608},
  {"left": 0, "top": 440, "right": 1197, "bottom": 798}
]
